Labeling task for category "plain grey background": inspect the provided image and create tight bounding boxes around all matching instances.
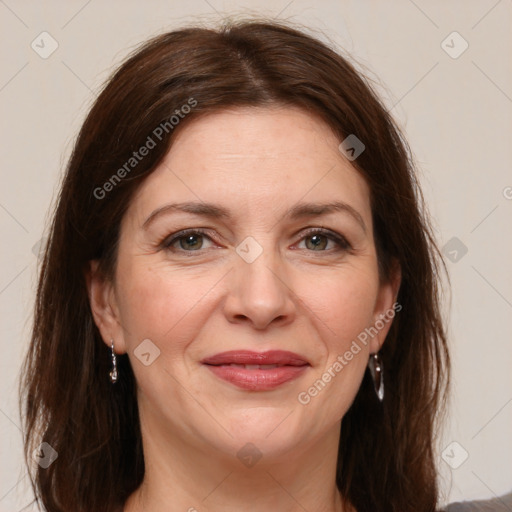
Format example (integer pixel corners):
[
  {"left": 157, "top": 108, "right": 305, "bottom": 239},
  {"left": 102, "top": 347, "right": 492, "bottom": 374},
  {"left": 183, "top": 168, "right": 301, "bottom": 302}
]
[{"left": 1, "top": 1, "right": 511, "bottom": 510}]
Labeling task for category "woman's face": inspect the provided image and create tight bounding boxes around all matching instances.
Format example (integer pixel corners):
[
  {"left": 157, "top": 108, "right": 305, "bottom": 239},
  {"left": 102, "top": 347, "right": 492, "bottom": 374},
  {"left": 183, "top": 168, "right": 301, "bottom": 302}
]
[{"left": 90, "top": 106, "right": 398, "bottom": 463}]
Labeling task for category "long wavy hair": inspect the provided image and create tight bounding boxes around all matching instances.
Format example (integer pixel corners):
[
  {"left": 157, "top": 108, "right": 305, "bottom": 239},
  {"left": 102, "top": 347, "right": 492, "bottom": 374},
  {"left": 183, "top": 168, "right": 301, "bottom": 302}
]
[{"left": 20, "top": 19, "right": 450, "bottom": 512}]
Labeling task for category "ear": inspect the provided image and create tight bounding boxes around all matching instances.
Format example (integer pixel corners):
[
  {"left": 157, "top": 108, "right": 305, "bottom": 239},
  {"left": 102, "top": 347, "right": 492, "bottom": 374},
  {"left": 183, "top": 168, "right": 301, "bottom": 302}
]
[
  {"left": 368, "top": 261, "right": 402, "bottom": 354},
  {"left": 85, "top": 260, "right": 127, "bottom": 354}
]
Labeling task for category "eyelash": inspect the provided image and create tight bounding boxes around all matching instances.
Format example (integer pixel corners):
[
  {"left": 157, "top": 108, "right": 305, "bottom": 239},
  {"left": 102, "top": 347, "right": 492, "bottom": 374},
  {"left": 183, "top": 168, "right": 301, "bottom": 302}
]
[{"left": 160, "top": 228, "right": 352, "bottom": 255}]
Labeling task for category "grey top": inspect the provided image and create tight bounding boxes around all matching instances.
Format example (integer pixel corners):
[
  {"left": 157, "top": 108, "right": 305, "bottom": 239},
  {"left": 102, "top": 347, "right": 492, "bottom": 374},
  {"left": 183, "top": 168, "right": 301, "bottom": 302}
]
[{"left": 445, "top": 491, "right": 512, "bottom": 511}]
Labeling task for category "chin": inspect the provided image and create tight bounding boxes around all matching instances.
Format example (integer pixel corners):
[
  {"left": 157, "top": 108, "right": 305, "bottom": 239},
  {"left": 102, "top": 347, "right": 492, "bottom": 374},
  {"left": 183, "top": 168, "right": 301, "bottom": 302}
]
[{"left": 207, "top": 407, "right": 310, "bottom": 462}]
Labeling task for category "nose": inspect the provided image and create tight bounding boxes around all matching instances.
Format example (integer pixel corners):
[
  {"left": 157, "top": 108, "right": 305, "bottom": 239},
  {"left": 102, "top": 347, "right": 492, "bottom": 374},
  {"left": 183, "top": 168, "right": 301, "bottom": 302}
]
[{"left": 223, "top": 248, "right": 296, "bottom": 330}]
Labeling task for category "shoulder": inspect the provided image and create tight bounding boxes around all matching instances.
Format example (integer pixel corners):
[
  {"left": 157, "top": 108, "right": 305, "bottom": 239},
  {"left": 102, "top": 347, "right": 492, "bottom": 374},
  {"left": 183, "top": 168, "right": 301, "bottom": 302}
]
[{"left": 444, "top": 491, "right": 512, "bottom": 511}]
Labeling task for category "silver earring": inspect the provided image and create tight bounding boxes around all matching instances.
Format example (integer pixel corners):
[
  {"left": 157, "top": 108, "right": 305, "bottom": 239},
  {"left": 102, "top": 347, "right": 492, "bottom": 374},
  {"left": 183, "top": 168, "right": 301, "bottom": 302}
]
[
  {"left": 368, "top": 352, "right": 384, "bottom": 401},
  {"left": 109, "top": 339, "right": 118, "bottom": 384}
]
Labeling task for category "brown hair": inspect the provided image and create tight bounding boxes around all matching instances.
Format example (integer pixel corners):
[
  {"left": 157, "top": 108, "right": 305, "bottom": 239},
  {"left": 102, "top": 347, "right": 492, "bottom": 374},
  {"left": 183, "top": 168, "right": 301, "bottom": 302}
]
[{"left": 20, "top": 19, "right": 450, "bottom": 512}]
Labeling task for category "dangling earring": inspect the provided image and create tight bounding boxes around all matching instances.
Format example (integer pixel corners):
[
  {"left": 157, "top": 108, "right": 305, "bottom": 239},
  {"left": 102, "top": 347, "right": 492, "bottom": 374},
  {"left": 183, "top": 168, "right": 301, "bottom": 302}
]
[
  {"left": 368, "top": 352, "right": 384, "bottom": 401},
  {"left": 109, "top": 339, "right": 118, "bottom": 384}
]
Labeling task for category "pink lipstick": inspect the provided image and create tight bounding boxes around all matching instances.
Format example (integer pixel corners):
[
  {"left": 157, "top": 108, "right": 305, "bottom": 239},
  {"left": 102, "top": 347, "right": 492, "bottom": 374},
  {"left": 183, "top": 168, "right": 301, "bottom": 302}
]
[{"left": 201, "top": 350, "right": 310, "bottom": 391}]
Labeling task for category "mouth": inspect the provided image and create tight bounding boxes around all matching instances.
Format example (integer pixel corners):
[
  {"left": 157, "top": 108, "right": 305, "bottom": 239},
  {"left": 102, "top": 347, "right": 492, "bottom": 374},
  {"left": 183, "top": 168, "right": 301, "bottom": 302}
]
[{"left": 201, "top": 350, "right": 310, "bottom": 391}]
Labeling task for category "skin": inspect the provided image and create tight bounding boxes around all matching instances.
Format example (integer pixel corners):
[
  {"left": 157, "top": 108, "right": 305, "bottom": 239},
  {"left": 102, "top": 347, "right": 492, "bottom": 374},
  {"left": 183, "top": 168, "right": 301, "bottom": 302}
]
[{"left": 87, "top": 106, "right": 400, "bottom": 512}]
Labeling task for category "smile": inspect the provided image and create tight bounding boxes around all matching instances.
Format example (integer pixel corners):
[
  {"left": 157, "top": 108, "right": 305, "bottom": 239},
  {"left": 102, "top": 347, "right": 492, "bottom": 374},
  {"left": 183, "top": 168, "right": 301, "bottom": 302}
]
[{"left": 201, "top": 350, "right": 310, "bottom": 391}]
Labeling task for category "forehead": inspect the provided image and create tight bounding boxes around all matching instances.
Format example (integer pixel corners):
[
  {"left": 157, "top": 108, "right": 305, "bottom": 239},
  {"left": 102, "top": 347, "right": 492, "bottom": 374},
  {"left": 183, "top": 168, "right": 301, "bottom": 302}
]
[
  {"left": 169, "top": 106, "right": 342, "bottom": 166},
  {"left": 125, "top": 106, "right": 372, "bottom": 228}
]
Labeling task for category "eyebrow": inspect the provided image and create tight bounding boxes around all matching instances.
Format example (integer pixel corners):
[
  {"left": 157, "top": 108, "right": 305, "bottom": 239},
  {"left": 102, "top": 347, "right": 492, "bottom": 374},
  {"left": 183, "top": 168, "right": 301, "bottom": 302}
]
[
  {"left": 288, "top": 201, "right": 366, "bottom": 233},
  {"left": 142, "top": 202, "right": 230, "bottom": 230},
  {"left": 142, "top": 200, "right": 366, "bottom": 233}
]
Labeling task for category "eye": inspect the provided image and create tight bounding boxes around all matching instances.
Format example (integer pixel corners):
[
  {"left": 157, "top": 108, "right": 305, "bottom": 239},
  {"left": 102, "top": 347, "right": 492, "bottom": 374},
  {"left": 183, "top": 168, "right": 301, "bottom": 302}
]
[
  {"left": 297, "top": 229, "right": 351, "bottom": 252},
  {"left": 160, "top": 227, "right": 351, "bottom": 255},
  {"left": 161, "top": 229, "right": 215, "bottom": 252}
]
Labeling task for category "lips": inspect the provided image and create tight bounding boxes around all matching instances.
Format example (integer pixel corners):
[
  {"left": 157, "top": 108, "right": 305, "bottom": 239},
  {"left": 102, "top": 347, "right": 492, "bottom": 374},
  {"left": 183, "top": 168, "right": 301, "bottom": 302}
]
[{"left": 201, "top": 350, "right": 310, "bottom": 391}]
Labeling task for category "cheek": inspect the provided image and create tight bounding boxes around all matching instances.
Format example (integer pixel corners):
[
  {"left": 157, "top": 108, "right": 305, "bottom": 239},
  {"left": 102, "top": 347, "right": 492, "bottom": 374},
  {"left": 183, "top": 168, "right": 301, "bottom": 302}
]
[
  {"left": 301, "top": 263, "right": 379, "bottom": 349},
  {"left": 115, "top": 260, "right": 218, "bottom": 356},
  {"left": 296, "top": 269, "right": 378, "bottom": 419}
]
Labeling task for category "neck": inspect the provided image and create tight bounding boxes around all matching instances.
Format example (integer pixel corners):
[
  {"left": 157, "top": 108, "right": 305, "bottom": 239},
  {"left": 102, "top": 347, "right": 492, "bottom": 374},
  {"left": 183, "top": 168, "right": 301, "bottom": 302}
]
[{"left": 124, "top": 410, "right": 348, "bottom": 512}]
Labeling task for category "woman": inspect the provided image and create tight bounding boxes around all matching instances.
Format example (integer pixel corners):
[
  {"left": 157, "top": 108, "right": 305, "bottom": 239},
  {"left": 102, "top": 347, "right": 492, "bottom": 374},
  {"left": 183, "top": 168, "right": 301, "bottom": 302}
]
[{"left": 21, "top": 20, "right": 451, "bottom": 511}]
